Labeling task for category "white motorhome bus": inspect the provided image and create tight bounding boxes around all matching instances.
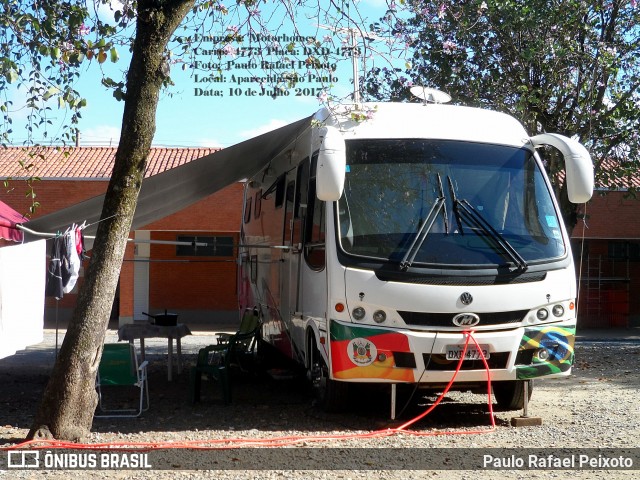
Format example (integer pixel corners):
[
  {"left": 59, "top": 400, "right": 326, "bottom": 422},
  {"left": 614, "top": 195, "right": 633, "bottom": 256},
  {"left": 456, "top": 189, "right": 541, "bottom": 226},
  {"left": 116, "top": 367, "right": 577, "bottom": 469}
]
[{"left": 238, "top": 99, "right": 593, "bottom": 414}]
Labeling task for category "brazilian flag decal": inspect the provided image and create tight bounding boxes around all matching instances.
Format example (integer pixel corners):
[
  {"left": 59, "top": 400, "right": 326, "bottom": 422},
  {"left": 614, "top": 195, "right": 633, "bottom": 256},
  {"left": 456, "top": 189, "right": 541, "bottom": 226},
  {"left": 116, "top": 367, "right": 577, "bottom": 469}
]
[{"left": 516, "top": 325, "right": 575, "bottom": 380}]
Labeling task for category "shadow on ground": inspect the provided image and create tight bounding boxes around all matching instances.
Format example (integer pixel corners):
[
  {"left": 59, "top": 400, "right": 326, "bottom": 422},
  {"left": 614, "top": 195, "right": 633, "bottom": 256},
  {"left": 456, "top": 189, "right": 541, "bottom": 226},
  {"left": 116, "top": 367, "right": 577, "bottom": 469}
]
[{"left": 1, "top": 340, "right": 638, "bottom": 445}]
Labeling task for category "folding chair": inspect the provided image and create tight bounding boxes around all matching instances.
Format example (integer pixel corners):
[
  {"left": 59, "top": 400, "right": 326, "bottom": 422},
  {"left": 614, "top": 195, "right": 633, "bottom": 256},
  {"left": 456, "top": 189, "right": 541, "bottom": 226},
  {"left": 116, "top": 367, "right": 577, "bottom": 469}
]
[{"left": 95, "top": 343, "right": 149, "bottom": 418}]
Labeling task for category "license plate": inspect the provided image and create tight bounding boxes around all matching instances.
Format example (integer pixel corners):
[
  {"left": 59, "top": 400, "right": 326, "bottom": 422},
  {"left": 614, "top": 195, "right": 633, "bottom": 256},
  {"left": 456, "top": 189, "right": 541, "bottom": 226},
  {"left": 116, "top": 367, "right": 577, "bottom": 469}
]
[{"left": 445, "top": 344, "right": 490, "bottom": 360}]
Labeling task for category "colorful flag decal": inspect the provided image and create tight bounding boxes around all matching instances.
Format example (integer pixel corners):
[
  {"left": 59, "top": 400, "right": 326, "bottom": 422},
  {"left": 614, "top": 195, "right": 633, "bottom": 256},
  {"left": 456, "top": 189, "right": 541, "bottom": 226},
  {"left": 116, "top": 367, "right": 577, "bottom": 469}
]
[{"left": 330, "top": 321, "right": 414, "bottom": 382}]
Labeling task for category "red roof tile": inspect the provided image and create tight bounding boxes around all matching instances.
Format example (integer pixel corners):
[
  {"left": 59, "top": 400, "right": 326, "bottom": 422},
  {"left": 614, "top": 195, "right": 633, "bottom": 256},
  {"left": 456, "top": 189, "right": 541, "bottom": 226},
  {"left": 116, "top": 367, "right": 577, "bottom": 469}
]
[
  {"left": 0, "top": 146, "right": 221, "bottom": 180},
  {"left": 595, "top": 158, "right": 640, "bottom": 190}
]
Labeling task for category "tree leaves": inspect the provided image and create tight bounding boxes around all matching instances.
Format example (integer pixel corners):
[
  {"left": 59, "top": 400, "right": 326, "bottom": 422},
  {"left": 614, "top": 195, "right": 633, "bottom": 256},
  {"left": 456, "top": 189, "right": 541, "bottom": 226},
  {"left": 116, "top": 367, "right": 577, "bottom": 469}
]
[{"left": 365, "top": 0, "right": 640, "bottom": 198}]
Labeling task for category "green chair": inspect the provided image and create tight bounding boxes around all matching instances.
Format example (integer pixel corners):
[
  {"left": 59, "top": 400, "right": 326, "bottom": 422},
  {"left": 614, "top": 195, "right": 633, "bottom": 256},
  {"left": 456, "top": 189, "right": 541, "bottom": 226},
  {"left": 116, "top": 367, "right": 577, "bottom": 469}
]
[
  {"left": 95, "top": 343, "right": 149, "bottom": 418},
  {"left": 218, "top": 307, "right": 261, "bottom": 371},
  {"left": 189, "top": 345, "right": 231, "bottom": 404},
  {"left": 216, "top": 307, "right": 260, "bottom": 347},
  {"left": 190, "top": 308, "right": 261, "bottom": 404}
]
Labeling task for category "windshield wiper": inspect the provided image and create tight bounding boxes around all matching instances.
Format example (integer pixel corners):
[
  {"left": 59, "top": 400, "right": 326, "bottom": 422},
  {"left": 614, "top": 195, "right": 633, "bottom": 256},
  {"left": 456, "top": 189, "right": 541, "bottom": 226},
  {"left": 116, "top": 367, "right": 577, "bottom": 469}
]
[
  {"left": 400, "top": 174, "right": 448, "bottom": 271},
  {"left": 447, "top": 176, "right": 528, "bottom": 272}
]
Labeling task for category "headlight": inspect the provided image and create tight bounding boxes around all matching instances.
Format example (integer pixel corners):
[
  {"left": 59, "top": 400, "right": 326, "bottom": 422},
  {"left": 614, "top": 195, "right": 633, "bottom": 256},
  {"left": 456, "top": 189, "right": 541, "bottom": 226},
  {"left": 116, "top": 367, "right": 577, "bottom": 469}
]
[
  {"left": 536, "top": 348, "right": 550, "bottom": 361},
  {"left": 552, "top": 304, "right": 565, "bottom": 317},
  {"left": 352, "top": 307, "right": 366, "bottom": 321},
  {"left": 536, "top": 308, "right": 549, "bottom": 320},
  {"left": 372, "top": 310, "right": 387, "bottom": 323}
]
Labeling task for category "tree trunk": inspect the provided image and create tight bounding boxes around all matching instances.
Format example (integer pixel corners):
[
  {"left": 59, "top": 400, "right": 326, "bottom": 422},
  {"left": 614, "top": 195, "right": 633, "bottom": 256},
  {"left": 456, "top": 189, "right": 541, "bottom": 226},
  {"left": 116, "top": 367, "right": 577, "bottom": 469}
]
[{"left": 28, "top": 0, "right": 195, "bottom": 442}]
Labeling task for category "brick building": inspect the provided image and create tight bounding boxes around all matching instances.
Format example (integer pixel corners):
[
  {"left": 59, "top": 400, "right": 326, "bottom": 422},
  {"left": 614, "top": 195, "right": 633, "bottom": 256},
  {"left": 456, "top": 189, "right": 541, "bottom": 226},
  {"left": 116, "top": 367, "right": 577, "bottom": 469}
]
[
  {"left": 0, "top": 146, "right": 244, "bottom": 327},
  {"left": 573, "top": 190, "right": 640, "bottom": 328}
]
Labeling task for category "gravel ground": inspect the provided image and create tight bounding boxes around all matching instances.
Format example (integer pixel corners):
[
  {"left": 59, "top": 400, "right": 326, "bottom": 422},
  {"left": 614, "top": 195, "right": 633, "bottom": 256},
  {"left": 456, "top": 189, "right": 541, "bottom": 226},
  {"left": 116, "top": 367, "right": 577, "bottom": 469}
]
[{"left": 0, "top": 328, "right": 639, "bottom": 479}]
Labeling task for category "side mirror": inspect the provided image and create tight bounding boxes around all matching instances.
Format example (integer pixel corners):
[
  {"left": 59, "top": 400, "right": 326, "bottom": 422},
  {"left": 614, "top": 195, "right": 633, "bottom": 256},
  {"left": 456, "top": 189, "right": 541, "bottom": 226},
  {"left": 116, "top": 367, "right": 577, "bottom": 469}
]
[
  {"left": 316, "top": 126, "right": 346, "bottom": 201},
  {"left": 530, "top": 133, "right": 594, "bottom": 204}
]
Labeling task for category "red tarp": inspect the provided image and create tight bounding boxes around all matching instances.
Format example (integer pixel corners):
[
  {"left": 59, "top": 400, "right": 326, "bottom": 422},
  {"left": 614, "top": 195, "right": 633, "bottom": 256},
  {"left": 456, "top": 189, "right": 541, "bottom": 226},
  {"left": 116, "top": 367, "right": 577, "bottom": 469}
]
[{"left": 0, "top": 200, "right": 27, "bottom": 242}]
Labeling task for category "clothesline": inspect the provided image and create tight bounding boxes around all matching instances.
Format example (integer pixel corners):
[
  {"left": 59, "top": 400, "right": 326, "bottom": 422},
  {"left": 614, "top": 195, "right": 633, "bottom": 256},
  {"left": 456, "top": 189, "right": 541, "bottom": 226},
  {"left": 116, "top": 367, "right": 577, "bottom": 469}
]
[{"left": 15, "top": 224, "right": 210, "bottom": 247}]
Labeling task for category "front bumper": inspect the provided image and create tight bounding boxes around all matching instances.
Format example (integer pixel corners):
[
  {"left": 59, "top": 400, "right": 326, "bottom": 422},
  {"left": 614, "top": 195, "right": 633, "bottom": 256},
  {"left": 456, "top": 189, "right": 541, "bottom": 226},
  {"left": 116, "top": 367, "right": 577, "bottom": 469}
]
[{"left": 328, "top": 319, "right": 575, "bottom": 383}]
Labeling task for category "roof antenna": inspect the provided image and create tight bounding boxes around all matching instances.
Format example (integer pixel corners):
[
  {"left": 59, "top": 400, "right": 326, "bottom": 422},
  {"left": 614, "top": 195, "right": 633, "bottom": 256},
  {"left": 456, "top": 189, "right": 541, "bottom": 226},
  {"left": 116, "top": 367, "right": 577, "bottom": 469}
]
[
  {"left": 318, "top": 24, "right": 382, "bottom": 105},
  {"left": 410, "top": 86, "right": 451, "bottom": 106}
]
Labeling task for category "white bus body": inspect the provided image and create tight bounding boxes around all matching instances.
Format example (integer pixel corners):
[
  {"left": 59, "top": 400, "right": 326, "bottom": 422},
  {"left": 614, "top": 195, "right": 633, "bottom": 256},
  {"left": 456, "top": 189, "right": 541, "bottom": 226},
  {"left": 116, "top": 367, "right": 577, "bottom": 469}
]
[{"left": 238, "top": 102, "right": 593, "bottom": 411}]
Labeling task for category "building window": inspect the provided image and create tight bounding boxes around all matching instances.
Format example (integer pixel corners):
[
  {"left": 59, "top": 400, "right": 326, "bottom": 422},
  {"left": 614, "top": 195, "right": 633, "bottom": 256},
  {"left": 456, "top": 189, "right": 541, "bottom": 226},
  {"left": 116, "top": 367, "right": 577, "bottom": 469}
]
[
  {"left": 608, "top": 241, "right": 640, "bottom": 261},
  {"left": 176, "top": 236, "right": 234, "bottom": 257}
]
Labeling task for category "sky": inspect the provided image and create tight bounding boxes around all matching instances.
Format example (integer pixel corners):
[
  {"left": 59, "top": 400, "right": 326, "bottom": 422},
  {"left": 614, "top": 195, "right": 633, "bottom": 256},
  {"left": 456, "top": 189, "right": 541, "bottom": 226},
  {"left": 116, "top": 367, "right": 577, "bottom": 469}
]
[{"left": 6, "top": 0, "right": 404, "bottom": 149}]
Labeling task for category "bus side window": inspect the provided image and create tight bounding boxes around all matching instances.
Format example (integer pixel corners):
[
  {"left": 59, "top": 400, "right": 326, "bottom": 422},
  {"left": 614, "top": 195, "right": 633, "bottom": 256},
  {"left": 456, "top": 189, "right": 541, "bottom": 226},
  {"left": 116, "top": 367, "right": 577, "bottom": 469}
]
[
  {"left": 295, "top": 159, "right": 310, "bottom": 219},
  {"left": 292, "top": 159, "right": 310, "bottom": 247},
  {"left": 254, "top": 189, "right": 262, "bottom": 219},
  {"left": 244, "top": 196, "right": 252, "bottom": 224},
  {"left": 274, "top": 175, "right": 286, "bottom": 208},
  {"left": 305, "top": 154, "right": 325, "bottom": 270},
  {"left": 283, "top": 180, "right": 295, "bottom": 245}
]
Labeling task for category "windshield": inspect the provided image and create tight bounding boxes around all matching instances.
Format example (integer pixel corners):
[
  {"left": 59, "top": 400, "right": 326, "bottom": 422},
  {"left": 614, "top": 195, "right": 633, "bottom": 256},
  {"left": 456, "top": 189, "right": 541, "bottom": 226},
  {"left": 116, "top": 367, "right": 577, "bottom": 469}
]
[{"left": 337, "top": 139, "right": 565, "bottom": 268}]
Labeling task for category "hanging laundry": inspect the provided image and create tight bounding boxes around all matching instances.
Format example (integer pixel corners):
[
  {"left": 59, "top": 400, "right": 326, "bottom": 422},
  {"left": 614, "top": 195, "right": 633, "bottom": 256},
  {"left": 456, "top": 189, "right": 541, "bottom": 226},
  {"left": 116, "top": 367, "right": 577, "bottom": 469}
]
[
  {"left": 45, "top": 236, "right": 65, "bottom": 299},
  {"left": 75, "top": 226, "right": 83, "bottom": 257},
  {"left": 63, "top": 225, "right": 80, "bottom": 293},
  {"left": 59, "top": 230, "right": 72, "bottom": 289},
  {"left": 77, "top": 225, "right": 87, "bottom": 260},
  {"left": 0, "top": 240, "right": 46, "bottom": 359}
]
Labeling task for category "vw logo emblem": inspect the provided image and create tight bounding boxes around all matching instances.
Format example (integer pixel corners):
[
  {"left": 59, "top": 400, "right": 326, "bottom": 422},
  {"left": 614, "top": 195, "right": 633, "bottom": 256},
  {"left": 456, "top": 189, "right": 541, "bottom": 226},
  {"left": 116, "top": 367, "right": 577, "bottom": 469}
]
[
  {"left": 452, "top": 313, "right": 481, "bottom": 327},
  {"left": 460, "top": 292, "right": 473, "bottom": 305}
]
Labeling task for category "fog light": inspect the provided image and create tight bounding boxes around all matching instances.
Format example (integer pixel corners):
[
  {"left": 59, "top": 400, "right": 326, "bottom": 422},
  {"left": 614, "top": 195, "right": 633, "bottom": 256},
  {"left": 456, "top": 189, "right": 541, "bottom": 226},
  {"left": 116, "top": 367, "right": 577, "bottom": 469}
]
[
  {"left": 537, "top": 348, "right": 550, "bottom": 361},
  {"left": 352, "top": 307, "right": 366, "bottom": 321},
  {"left": 536, "top": 308, "right": 549, "bottom": 320},
  {"left": 552, "top": 304, "right": 564, "bottom": 317},
  {"left": 372, "top": 310, "right": 387, "bottom": 323}
]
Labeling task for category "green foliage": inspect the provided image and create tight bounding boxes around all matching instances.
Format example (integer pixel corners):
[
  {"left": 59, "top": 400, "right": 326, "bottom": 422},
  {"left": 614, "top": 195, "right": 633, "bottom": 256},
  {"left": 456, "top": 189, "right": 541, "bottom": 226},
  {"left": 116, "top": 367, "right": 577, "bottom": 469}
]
[
  {"left": 0, "top": 0, "right": 98, "bottom": 147},
  {"left": 364, "top": 0, "right": 640, "bottom": 196}
]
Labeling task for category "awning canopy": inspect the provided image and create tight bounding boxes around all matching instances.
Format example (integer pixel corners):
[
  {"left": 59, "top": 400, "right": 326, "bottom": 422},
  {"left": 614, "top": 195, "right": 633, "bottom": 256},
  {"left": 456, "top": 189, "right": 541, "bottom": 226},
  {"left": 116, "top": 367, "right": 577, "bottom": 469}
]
[
  {"left": 22, "top": 115, "right": 312, "bottom": 240},
  {"left": 0, "top": 200, "right": 28, "bottom": 242}
]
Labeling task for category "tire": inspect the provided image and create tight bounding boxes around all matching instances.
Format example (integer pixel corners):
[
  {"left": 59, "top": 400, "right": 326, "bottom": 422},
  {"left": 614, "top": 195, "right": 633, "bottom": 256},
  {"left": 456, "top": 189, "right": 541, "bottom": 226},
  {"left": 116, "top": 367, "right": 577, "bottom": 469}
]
[
  {"left": 315, "top": 362, "right": 350, "bottom": 413},
  {"left": 307, "top": 338, "right": 349, "bottom": 413},
  {"left": 492, "top": 380, "right": 533, "bottom": 411}
]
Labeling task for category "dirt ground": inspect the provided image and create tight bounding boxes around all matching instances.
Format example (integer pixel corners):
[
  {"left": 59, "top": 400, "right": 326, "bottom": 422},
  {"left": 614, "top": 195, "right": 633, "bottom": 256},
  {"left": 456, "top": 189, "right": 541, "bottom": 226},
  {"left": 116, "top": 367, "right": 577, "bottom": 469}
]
[{"left": 0, "top": 328, "right": 639, "bottom": 478}]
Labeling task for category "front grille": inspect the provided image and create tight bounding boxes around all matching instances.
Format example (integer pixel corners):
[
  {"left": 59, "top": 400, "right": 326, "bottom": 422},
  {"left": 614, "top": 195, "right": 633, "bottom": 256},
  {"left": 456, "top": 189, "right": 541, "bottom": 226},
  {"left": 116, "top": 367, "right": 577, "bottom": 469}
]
[
  {"left": 422, "top": 352, "right": 510, "bottom": 371},
  {"left": 375, "top": 270, "right": 547, "bottom": 286},
  {"left": 398, "top": 310, "right": 527, "bottom": 327}
]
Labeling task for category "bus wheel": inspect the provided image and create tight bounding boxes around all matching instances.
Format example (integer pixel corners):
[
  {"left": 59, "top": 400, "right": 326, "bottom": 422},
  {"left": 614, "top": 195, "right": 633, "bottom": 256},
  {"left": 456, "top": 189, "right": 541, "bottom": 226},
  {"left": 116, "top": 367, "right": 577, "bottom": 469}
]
[
  {"left": 308, "top": 346, "right": 349, "bottom": 413},
  {"left": 313, "top": 361, "right": 349, "bottom": 413},
  {"left": 492, "top": 380, "right": 533, "bottom": 411}
]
